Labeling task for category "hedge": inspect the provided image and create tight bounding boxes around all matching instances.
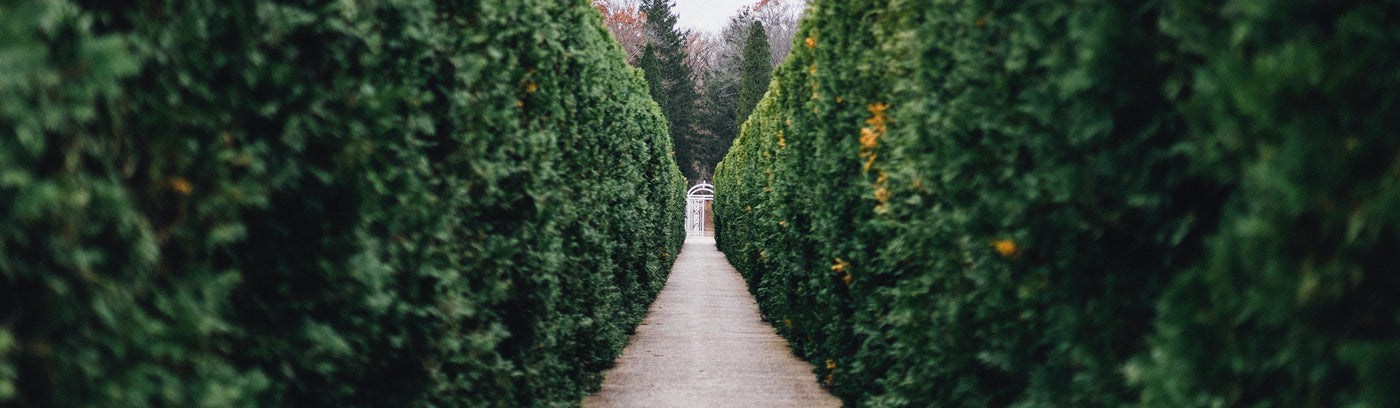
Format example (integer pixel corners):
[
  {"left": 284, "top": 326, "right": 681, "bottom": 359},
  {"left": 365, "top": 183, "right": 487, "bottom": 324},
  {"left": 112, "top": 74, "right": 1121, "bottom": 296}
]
[
  {"left": 714, "top": 0, "right": 1400, "bottom": 407},
  {"left": 0, "top": 0, "right": 684, "bottom": 407}
]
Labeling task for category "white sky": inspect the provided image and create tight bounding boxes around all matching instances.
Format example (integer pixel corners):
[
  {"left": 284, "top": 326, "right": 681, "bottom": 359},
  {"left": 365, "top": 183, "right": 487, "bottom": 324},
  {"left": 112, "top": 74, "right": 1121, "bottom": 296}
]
[{"left": 674, "top": 0, "right": 754, "bottom": 34}]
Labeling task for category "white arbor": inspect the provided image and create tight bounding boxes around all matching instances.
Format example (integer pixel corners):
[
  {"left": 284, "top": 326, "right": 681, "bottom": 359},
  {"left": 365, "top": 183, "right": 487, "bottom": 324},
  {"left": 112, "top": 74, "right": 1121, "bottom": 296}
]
[{"left": 686, "top": 183, "right": 714, "bottom": 237}]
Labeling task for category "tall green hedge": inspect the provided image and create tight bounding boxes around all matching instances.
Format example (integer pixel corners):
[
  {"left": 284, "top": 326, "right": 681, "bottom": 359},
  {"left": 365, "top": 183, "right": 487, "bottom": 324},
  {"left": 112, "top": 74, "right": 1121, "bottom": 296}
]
[
  {"left": 0, "top": 0, "right": 684, "bottom": 406},
  {"left": 715, "top": 0, "right": 1400, "bottom": 407}
]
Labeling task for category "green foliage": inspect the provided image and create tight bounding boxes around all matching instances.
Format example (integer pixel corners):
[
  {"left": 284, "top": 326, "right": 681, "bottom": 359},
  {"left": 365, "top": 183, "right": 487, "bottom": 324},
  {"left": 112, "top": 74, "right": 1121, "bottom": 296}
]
[
  {"left": 639, "top": 0, "right": 702, "bottom": 180},
  {"left": 735, "top": 21, "right": 772, "bottom": 133},
  {"left": 718, "top": 0, "right": 893, "bottom": 400},
  {"left": 693, "top": 68, "right": 740, "bottom": 181},
  {"left": 640, "top": 43, "right": 668, "bottom": 114},
  {"left": 689, "top": 13, "right": 758, "bottom": 183},
  {"left": 1133, "top": 1, "right": 1400, "bottom": 407},
  {"left": 0, "top": 0, "right": 684, "bottom": 407},
  {"left": 715, "top": 0, "right": 1400, "bottom": 407}
]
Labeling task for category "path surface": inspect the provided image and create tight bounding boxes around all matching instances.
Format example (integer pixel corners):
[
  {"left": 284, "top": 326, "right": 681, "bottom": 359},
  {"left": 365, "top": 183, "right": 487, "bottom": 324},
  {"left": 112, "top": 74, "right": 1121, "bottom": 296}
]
[{"left": 581, "top": 236, "right": 843, "bottom": 408}]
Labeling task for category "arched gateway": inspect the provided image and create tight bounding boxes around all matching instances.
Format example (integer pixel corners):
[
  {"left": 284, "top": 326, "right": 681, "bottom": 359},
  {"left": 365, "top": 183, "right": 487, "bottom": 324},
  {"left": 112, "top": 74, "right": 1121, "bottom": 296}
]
[{"left": 686, "top": 182, "right": 714, "bottom": 237}]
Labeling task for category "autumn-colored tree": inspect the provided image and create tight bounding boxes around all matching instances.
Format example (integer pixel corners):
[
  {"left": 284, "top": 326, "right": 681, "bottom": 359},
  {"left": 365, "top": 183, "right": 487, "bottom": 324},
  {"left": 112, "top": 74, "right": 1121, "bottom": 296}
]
[
  {"left": 686, "top": 32, "right": 724, "bottom": 76},
  {"left": 593, "top": 0, "right": 647, "bottom": 62}
]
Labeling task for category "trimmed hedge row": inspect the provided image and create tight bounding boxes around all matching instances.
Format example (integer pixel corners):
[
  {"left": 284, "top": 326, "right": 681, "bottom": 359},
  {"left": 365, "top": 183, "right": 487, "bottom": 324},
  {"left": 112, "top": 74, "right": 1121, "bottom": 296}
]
[
  {"left": 714, "top": 0, "right": 1400, "bottom": 407},
  {"left": 0, "top": 0, "right": 684, "bottom": 406}
]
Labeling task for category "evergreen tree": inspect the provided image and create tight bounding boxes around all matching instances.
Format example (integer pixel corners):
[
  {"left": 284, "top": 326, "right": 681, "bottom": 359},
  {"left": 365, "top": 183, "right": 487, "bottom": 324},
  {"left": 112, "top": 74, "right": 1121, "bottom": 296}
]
[
  {"left": 735, "top": 21, "right": 772, "bottom": 132},
  {"left": 692, "top": 68, "right": 738, "bottom": 180},
  {"left": 639, "top": 43, "right": 667, "bottom": 112},
  {"left": 638, "top": 0, "right": 701, "bottom": 180},
  {"left": 689, "top": 12, "right": 759, "bottom": 181}
]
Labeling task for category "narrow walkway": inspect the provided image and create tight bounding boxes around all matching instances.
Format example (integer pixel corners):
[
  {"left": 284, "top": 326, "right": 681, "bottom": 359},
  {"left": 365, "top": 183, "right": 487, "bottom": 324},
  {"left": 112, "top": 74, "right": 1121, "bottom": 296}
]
[{"left": 581, "top": 236, "right": 842, "bottom": 408}]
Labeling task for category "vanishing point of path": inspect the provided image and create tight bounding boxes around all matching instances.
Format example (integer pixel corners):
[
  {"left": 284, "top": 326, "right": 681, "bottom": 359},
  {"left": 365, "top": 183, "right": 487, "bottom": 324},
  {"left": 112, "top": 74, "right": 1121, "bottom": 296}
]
[{"left": 581, "top": 236, "right": 842, "bottom": 408}]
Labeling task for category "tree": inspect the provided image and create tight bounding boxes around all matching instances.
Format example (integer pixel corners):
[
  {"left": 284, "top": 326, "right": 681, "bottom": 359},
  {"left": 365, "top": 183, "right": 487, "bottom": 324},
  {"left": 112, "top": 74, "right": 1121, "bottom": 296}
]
[
  {"left": 593, "top": 0, "right": 648, "bottom": 62},
  {"left": 749, "top": 0, "right": 802, "bottom": 67},
  {"left": 638, "top": 0, "right": 702, "bottom": 180},
  {"left": 638, "top": 43, "right": 668, "bottom": 112},
  {"left": 613, "top": 0, "right": 804, "bottom": 180},
  {"left": 735, "top": 21, "right": 772, "bottom": 131},
  {"left": 685, "top": 31, "right": 725, "bottom": 75},
  {"left": 691, "top": 61, "right": 740, "bottom": 181},
  {"left": 685, "top": 1, "right": 803, "bottom": 181}
]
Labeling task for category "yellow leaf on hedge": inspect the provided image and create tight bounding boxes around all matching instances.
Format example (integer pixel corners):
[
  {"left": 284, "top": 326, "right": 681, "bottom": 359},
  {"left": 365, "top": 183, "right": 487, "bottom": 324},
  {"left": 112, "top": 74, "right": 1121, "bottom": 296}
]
[
  {"left": 992, "top": 239, "right": 1019, "bottom": 258},
  {"left": 170, "top": 177, "right": 193, "bottom": 195}
]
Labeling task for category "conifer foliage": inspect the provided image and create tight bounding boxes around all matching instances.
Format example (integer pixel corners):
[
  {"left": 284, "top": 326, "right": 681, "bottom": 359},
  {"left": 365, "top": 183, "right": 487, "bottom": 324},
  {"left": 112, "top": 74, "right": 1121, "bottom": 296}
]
[
  {"left": 715, "top": 0, "right": 1400, "bottom": 407},
  {"left": 638, "top": 0, "right": 702, "bottom": 180},
  {"left": 735, "top": 21, "right": 773, "bottom": 132},
  {"left": 693, "top": 2, "right": 802, "bottom": 183},
  {"left": 0, "top": 0, "right": 684, "bottom": 406}
]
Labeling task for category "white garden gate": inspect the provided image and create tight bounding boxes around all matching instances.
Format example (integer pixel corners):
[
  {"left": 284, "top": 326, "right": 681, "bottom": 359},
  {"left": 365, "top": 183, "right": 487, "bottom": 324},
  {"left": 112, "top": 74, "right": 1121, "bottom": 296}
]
[{"left": 686, "top": 182, "right": 714, "bottom": 237}]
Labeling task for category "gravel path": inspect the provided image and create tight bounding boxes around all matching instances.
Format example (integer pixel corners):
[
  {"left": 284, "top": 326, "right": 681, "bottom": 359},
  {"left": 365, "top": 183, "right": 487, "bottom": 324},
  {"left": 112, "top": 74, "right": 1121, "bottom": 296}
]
[{"left": 581, "top": 236, "right": 843, "bottom": 408}]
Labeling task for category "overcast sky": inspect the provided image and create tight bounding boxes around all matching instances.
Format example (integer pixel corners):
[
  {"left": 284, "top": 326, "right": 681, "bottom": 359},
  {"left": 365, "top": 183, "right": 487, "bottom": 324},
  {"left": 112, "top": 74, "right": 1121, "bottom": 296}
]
[{"left": 673, "top": 0, "right": 754, "bottom": 34}]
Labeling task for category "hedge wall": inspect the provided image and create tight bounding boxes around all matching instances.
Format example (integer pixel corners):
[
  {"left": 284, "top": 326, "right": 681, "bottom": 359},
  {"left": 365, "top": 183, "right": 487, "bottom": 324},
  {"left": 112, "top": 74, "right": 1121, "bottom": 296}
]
[
  {"left": 0, "top": 0, "right": 684, "bottom": 407},
  {"left": 714, "top": 0, "right": 1400, "bottom": 407}
]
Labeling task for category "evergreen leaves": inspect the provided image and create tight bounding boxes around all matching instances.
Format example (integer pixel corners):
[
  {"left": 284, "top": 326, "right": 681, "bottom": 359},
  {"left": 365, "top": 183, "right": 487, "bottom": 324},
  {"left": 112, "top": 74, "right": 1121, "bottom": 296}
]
[
  {"left": 0, "top": 0, "right": 684, "bottom": 406},
  {"left": 638, "top": 0, "right": 701, "bottom": 180},
  {"left": 715, "top": 0, "right": 1400, "bottom": 407},
  {"left": 735, "top": 21, "right": 772, "bottom": 133}
]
